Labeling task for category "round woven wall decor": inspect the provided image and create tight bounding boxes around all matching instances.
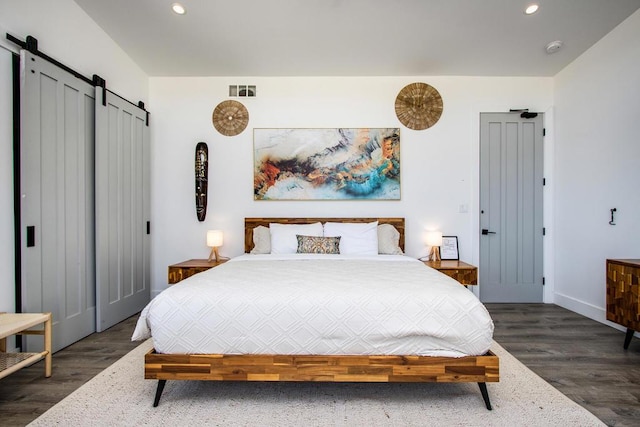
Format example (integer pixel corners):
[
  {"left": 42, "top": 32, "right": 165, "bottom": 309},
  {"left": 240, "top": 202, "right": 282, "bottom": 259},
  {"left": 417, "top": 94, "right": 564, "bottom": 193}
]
[
  {"left": 394, "top": 83, "right": 443, "bottom": 130},
  {"left": 212, "top": 100, "right": 249, "bottom": 136}
]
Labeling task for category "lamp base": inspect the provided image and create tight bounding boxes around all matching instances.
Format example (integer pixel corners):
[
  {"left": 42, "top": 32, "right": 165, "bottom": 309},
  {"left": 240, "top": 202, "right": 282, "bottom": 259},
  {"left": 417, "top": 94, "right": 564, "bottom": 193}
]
[
  {"left": 429, "top": 246, "right": 441, "bottom": 262},
  {"left": 208, "top": 247, "right": 220, "bottom": 262}
]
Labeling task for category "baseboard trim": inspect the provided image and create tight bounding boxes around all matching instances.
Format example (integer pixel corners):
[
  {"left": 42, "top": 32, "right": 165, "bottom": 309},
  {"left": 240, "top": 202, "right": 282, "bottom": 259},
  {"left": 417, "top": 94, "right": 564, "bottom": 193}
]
[{"left": 554, "top": 292, "right": 639, "bottom": 337}]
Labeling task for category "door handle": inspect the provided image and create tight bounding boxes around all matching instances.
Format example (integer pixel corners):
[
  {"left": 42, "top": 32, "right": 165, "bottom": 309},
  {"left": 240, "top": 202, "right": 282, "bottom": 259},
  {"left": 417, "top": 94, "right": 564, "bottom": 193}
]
[
  {"left": 27, "top": 226, "right": 35, "bottom": 247},
  {"left": 481, "top": 229, "right": 496, "bottom": 235}
]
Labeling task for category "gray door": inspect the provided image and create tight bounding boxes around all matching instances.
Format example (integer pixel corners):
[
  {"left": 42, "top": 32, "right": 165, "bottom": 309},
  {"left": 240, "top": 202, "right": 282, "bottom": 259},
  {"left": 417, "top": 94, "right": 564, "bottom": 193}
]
[
  {"left": 479, "top": 112, "right": 543, "bottom": 302},
  {"left": 20, "top": 51, "right": 96, "bottom": 352},
  {"left": 95, "top": 88, "right": 150, "bottom": 332}
]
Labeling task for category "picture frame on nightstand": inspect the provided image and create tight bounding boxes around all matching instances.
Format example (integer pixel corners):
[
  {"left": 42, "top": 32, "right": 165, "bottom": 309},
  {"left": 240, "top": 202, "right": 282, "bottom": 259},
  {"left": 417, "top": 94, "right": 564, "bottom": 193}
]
[{"left": 440, "top": 236, "right": 459, "bottom": 260}]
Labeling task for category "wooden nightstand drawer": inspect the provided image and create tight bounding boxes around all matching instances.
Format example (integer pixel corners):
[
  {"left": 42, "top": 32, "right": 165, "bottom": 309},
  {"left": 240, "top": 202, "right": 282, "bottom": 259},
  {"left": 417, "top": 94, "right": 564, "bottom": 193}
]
[
  {"left": 423, "top": 260, "right": 478, "bottom": 285},
  {"left": 168, "top": 259, "right": 228, "bottom": 284}
]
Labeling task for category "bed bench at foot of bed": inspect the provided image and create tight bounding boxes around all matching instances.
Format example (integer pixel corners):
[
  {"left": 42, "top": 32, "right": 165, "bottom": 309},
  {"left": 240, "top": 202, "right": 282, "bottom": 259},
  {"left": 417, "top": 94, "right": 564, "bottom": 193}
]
[{"left": 145, "top": 349, "right": 499, "bottom": 410}]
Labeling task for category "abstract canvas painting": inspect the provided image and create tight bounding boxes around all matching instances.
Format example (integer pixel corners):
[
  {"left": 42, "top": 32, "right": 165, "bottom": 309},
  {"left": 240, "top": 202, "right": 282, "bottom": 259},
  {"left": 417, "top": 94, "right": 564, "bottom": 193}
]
[{"left": 254, "top": 128, "right": 400, "bottom": 200}]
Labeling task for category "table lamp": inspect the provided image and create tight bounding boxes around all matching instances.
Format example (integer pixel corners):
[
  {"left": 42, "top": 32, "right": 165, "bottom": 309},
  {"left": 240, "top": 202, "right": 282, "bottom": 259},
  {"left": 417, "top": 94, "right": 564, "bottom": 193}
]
[
  {"left": 425, "top": 231, "right": 443, "bottom": 262},
  {"left": 207, "top": 230, "right": 224, "bottom": 262}
]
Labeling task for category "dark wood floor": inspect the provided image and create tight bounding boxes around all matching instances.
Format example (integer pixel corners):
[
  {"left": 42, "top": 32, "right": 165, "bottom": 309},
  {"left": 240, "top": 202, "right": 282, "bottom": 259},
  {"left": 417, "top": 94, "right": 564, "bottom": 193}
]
[
  {"left": 487, "top": 304, "right": 640, "bottom": 427},
  {"left": 1, "top": 304, "right": 639, "bottom": 426},
  {"left": 0, "top": 315, "right": 140, "bottom": 426}
]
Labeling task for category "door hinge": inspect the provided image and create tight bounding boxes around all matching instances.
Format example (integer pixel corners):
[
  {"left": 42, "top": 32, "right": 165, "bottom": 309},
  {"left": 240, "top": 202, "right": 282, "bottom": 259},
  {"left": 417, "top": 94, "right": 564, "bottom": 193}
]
[
  {"left": 543, "top": 227, "right": 546, "bottom": 236},
  {"left": 543, "top": 178, "right": 546, "bottom": 186},
  {"left": 542, "top": 277, "right": 545, "bottom": 285},
  {"left": 543, "top": 128, "right": 546, "bottom": 136}
]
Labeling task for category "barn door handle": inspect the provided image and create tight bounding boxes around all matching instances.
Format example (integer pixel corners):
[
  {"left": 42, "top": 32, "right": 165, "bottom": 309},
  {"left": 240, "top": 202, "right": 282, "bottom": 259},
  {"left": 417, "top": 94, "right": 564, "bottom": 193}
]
[
  {"left": 481, "top": 229, "right": 496, "bottom": 235},
  {"left": 26, "top": 226, "right": 35, "bottom": 247}
]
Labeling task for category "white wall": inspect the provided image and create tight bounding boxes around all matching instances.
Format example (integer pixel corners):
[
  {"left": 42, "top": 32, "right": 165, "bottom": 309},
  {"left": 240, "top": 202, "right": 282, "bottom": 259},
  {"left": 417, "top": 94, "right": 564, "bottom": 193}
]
[
  {"left": 553, "top": 10, "right": 640, "bottom": 326},
  {"left": 0, "top": 0, "right": 149, "bottom": 313},
  {"left": 0, "top": 0, "right": 148, "bottom": 102},
  {"left": 149, "top": 76, "right": 553, "bottom": 296}
]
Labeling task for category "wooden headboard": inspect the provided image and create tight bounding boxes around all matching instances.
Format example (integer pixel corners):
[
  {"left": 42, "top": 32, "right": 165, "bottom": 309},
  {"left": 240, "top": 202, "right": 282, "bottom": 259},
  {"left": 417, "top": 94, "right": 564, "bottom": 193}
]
[{"left": 244, "top": 217, "right": 405, "bottom": 253}]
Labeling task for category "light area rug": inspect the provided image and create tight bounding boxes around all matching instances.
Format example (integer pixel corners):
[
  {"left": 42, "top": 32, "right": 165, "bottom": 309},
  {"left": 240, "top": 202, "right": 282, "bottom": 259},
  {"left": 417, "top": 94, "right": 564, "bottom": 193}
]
[{"left": 29, "top": 340, "right": 604, "bottom": 427}]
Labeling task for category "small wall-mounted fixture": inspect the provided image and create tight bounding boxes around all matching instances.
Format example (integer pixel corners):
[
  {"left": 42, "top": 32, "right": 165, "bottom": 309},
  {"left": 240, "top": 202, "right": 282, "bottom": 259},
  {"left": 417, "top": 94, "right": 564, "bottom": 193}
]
[
  {"left": 545, "top": 40, "right": 564, "bottom": 54},
  {"left": 207, "top": 230, "right": 224, "bottom": 262},
  {"left": 229, "top": 85, "right": 256, "bottom": 97},
  {"left": 524, "top": 4, "right": 539, "bottom": 15},
  {"left": 609, "top": 208, "right": 617, "bottom": 225}
]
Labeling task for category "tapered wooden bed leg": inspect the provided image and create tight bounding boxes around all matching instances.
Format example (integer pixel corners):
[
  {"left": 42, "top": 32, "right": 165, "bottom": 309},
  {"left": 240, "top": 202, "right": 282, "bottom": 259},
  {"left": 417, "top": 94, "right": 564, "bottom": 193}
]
[
  {"left": 153, "top": 380, "right": 167, "bottom": 407},
  {"left": 623, "top": 328, "right": 634, "bottom": 349},
  {"left": 478, "top": 382, "right": 492, "bottom": 410}
]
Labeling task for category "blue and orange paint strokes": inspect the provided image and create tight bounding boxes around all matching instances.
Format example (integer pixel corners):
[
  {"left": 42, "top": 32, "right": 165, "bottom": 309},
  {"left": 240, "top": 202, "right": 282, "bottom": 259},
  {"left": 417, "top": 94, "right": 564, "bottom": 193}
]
[{"left": 254, "top": 128, "right": 400, "bottom": 200}]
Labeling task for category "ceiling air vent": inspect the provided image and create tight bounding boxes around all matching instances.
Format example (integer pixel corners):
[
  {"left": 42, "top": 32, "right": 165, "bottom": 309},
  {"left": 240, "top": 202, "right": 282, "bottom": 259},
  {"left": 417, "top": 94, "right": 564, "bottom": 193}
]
[{"left": 229, "top": 85, "right": 256, "bottom": 97}]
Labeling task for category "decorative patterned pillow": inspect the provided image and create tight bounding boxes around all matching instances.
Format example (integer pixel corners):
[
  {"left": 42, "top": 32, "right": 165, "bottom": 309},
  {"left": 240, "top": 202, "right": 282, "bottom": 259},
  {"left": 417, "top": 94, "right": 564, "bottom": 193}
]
[{"left": 296, "top": 235, "right": 341, "bottom": 254}]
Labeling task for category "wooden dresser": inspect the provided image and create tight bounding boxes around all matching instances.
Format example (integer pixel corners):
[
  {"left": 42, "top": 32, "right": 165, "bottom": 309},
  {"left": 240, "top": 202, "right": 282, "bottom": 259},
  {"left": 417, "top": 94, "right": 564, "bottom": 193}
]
[{"left": 606, "top": 259, "right": 640, "bottom": 349}]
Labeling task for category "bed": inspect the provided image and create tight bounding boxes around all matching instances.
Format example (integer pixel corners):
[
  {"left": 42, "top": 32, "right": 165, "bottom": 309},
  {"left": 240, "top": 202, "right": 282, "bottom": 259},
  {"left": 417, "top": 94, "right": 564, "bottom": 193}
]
[{"left": 136, "top": 218, "right": 499, "bottom": 409}]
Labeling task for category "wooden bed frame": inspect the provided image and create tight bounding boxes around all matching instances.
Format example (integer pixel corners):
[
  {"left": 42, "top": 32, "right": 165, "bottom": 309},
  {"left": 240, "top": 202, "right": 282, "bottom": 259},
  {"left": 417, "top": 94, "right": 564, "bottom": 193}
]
[
  {"left": 243, "top": 217, "right": 406, "bottom": 253},
  {"left": 145, "top": 217, "right": 499, "bottom": 409}
]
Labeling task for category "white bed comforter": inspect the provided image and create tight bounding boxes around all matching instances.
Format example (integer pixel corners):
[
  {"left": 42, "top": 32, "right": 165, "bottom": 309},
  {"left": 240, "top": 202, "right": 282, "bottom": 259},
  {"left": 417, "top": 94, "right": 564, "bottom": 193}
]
[{"left": 132, "top": 255, "right": 494, "bottom": 357}]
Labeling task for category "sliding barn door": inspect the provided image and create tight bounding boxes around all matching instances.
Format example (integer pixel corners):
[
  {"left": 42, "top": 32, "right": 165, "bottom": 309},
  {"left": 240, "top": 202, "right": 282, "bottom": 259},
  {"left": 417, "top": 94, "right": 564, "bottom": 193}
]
[
  {"left": 95, "top": 89, "right": 150, "bottom": 332},
  {"left": 20, "top": 51, "right": 96, "bottom": 352}
]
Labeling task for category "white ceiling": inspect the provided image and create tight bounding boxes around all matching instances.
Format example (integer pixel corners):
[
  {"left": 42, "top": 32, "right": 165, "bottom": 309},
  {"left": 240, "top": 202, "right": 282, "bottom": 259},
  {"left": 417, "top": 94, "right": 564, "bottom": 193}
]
[{"left": 73, "top": 0, "right": 640, "bottom": 77}]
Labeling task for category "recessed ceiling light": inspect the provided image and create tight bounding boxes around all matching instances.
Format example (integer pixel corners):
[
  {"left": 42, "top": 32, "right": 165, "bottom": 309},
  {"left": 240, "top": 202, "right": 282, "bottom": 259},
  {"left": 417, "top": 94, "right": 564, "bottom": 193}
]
[
  {"left": 525, "top": 4, "right": 539, "bottom": 15},
  {"left": 171, "top": 3, "right": 186, "bottom": 15}
]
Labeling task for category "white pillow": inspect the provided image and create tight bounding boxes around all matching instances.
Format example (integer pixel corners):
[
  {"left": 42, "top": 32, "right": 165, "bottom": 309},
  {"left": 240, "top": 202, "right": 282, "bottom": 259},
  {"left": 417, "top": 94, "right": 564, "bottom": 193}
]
[
  {"left": 378, "top": 224, "right": 403, "bottom": 255},
  {"left": 250, "top": 225, "right": 271, "bottom": 254},
  {"left": 323, "top": 221, "right": 378, "bottom": 255},
  {"left": 269, "top": 222, "right": 323, "bottom": 254}
]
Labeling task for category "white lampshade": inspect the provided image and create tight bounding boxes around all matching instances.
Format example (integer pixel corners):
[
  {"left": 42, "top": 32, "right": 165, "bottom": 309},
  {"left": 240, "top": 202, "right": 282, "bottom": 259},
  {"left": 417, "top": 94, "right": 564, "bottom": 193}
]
[
  {"left": 206, "top": 230, "right": 224, "bottom": 247},
  {"left": 425, "top": 231, "right": 443, "bottom": 247}
]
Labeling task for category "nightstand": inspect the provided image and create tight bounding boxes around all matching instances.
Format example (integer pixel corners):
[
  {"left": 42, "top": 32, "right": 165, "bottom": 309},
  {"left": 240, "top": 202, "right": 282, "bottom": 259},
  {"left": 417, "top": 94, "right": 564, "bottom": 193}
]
[
  {"left": 168, "top": 259, "right": 228, "bottom": 284},
  {"left": 423, "top": 260, "right": 478, "bottom": 286}
]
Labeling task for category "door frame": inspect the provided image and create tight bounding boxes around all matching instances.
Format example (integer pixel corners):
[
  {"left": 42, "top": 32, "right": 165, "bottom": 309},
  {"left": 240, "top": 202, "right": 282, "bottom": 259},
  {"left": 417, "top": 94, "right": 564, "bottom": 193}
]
[
  {"left": 11, "top": 51, "right": 21, "bottom": 316},
  {"left": 470, "top": 107, "right": 554, "bottom": 303}
]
